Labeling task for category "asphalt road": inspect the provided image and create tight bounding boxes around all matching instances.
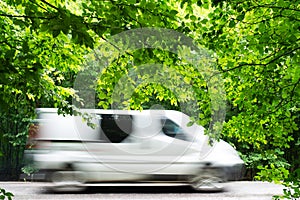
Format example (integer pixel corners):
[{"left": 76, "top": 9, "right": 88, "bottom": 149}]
[{"left": 0, "top": 181, "right": 284, "bottom": 200}]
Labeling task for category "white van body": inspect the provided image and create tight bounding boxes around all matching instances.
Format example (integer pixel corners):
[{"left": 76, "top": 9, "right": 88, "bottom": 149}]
[{"left": 26, "top": 108, "right": 244, "bottom": 191}]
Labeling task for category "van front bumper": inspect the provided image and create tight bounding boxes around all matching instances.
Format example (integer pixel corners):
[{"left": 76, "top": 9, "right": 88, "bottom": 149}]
[{"left": 223, "top": 164, "right": 245, "bottom": 181}]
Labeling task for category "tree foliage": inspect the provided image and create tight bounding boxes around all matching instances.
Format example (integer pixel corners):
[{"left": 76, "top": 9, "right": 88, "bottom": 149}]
[
  {"left": 0, "top": 188, "right": 13, "bottom": 200},
  {"left": 197, "top": 0, "right": 300, "bottom": 198},
  {"left": 0, "top": 0, "right": 85, "bottom": 180},
  {"left": 0, "top": 0, "right": 299, "bottom": 198}
]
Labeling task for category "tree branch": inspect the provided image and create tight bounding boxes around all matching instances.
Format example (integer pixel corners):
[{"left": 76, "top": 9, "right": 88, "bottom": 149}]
[
  {"left": 0, "top": 40, "right": 13, "bottom": 49},
  {"left": 221, "top": 62, "right": 265, "bottom": 73},
  {"left": 220, "top": 46, "right": 300, "bottom": 73},
  {"left": 100, "top": 36, "right": 134, "bottom": 57},
  {"left": 0, "top": 13, "right": 53, "bottom": 20},
  {"left": 256, "top": 5, "right": 300, "bottom": 12},
  {"left": 29, "top": 0, "right": 49, "bottom": 12},
  {"left": 265, "top": 47, "right": 300, "bottom": 65},
  {"left": 110, "top": 1, "right": 171, "bottom": 21},
  {"left": 290, "top": 78, "right": 300, "bottom": 102},
  {"left": 267, "top": 78, "right": 300, "bottom": 114},
  {"left": 40, "top": 0, "right": 59, "bottom": 11}
]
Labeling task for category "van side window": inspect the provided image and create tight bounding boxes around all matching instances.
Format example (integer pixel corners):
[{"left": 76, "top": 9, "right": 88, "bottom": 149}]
[
  {"left": 100, "top": 114, "right": 132, "bottom": 143},
  {"left": 162, "top": 119, "right": 189, "bottom": 142}
]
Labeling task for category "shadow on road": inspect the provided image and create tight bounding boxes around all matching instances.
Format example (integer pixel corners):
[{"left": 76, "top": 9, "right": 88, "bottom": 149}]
[{"left": 42, "top": 185, "right": 226, "bottom": 194}]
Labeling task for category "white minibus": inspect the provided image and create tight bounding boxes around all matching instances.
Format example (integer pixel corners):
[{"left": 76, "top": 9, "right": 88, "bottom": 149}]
[{"left": 25, "top": 108, "right": 244, "bottom": 192}]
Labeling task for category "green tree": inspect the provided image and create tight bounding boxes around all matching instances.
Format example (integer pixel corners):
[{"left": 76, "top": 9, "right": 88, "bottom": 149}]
[
  {"left": 0, "top": 0, "right": 85, "bottom": 180},
  {"left": 0, "top": 0, "right": 196, "bottom": 180},
  {"left": 193, "top": 0, "right": 300, "bottom": 198},
  {"left": 1, "top": 0, "right": 299, "bottom": 198}
]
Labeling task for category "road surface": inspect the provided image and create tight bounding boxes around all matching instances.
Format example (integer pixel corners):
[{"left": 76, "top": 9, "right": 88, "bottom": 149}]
[{"left": 0, "top": 181, "right": 284, "bottom": 200}]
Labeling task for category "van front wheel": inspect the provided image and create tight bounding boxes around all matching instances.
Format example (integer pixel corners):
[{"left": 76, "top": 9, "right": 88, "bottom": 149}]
[{"left": 190, "top": 174, "right": 224, "bottom": 192}]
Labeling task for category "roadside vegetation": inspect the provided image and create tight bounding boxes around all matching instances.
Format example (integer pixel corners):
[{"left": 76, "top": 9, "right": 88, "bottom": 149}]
[{"left": 0, "top": 0, "right": 299, "bottom": 199}]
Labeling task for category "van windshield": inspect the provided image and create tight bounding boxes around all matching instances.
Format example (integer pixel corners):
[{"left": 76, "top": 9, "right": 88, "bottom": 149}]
[{"left": 161, "top": 119, "right": 190, "bottom": 142}]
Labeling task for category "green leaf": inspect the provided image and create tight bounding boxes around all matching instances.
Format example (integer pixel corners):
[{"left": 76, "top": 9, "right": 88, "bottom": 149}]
[
  {"left": 201, "top": 19, "right": 208, "bottom": 24},
  {"left": 170, "top": 10, "right": 178, "bottom": 16},
  {"left": 229, "top": 20, "right": 236, "bottom": 28},
  {"left": 197, "top": 0, "right": 202, "bottom": 7},
  {"left": 236, "top": 13, "right": 245, "bottom": 21},
  {"left": 190, "top": 15, "right": 197, "bottom": 21}
]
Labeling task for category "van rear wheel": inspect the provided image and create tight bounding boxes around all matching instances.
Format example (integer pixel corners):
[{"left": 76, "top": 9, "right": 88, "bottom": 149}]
[{"left": 51, "top": 171, "right": 86, "bottom": 192}]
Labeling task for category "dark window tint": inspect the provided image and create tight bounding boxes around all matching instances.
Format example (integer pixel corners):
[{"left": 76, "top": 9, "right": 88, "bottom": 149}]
[
  {"left": 162, "top": 119, "right": 189, "bottom": 141},
  {"left": 100, "top": 114, "right": 132, "bottom": 143}
]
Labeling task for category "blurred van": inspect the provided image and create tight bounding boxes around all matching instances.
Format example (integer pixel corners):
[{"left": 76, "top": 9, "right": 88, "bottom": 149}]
[{"left": 25, "top": 108, "right": 244, "bottom": 192}]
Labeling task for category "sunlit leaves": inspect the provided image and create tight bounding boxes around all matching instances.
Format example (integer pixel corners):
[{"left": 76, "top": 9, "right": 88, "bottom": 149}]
[
  {"left": 0, "top": 1, "right": 87, "bottom": 114},
  {"left": 1, "top": 0, "right": 299, "bottom": 196},
  {"left": 200, "top": 0, "right": 300, "bottom": 197}
]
